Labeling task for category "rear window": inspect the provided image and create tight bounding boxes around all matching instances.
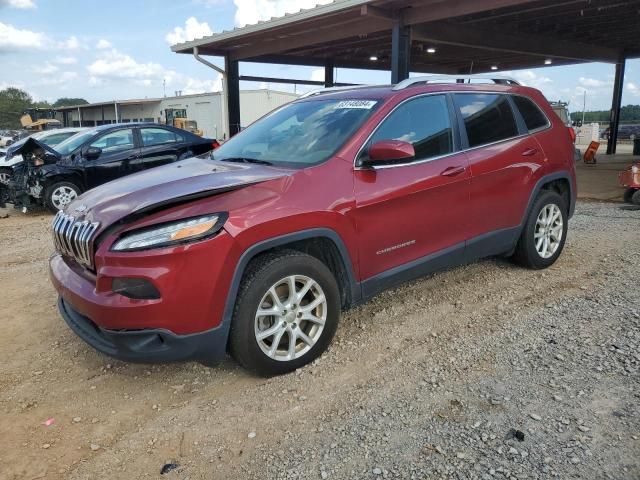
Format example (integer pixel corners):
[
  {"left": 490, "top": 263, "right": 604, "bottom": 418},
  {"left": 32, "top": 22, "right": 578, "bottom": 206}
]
[
  {"left": 513, "top": 96, "right": 549, "bottom": 131},
  {"left": 454, "top": 94, "right": 519, "bottom": 148}
]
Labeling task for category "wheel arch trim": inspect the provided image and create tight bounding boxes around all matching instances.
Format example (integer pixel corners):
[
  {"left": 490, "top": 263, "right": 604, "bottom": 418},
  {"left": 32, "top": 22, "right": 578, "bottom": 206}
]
[
  {"left": 219, "top": 228, "right": 360, "bottom": 352},
  {"left": 522, "top": 171, "right": 575, "bottom": 228}
]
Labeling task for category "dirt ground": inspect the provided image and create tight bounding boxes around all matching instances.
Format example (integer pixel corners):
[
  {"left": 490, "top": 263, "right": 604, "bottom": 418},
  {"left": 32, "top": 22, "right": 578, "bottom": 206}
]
[{"left": 0, "top": 202, "right": 638, "bottom": 480}]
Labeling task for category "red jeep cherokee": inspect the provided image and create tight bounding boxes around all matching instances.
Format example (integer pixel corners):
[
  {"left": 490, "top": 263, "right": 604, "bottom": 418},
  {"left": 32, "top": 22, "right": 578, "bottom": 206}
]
[{"left": 50, "top": 77, "right": 576, "bottom": 376}]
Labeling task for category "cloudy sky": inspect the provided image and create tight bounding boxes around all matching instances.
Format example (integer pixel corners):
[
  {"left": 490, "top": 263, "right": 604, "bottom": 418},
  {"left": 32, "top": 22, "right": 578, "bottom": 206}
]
[{"left": 1, "top": 0, "right": 639, "bottom": 111}]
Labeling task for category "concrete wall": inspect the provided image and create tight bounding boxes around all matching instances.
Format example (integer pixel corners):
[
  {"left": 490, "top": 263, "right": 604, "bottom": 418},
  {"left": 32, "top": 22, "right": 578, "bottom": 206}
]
[{"left": 59, "top": 90, "right": 298, "bottom": 140}]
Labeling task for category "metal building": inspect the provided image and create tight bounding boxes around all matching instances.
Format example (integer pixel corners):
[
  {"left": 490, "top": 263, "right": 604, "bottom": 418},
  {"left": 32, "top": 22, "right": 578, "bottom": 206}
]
[{"left": 55, "top": 89, "right": 299, "bottom": 139}]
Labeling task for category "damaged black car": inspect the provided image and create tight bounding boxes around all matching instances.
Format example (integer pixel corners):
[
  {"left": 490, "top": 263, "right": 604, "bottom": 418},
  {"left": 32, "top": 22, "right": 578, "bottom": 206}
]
[{"left": 0, "top": 123, "right": 218, "bottom": 212}]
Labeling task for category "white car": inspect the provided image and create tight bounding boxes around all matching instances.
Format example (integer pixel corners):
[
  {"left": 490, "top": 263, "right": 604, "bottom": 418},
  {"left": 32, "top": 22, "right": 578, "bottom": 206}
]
[{"left": 0, "top": 128, "right": 85, "bottom": 184}]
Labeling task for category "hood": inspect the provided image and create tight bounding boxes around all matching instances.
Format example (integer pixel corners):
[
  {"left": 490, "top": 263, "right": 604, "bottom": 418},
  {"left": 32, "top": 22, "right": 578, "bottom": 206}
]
[
  {"left": 9, "top": 137, "right": 61, "bottom": 162},
  {"left": 66, "top": 156, "right": 292, "bottom": 228}
]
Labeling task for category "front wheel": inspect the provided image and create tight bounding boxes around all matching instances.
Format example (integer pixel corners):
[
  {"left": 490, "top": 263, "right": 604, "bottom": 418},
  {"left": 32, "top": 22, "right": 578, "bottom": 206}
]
[
  {"left": 512, "top": 190, "right": 568, "bottom": 269},
  {"left": 0, "top": 167, "right": 12, "bottom": 186},
  {"left": 44, "top": 181, "right": 81, "bottom": 212},
  {"left": 229, "top": 250, "right": 341, "bottom": 376}
]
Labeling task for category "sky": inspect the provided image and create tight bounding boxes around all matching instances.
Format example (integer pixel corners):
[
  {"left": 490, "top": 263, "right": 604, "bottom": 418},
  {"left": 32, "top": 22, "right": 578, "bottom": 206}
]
[{"left": 1, "top": 0, "right": 639, "bottom": 112}]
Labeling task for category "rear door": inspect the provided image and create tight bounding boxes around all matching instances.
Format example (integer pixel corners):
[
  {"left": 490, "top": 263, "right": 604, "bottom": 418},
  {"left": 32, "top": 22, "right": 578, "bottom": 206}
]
[
  {"left": 135, "top": 126, "right": 184, "bottom": 171},
  {"left": 82, "top": 128, "right": 139, "bottom": 189},
  {"left": 454, "top": 93, "right": 546, "bottom": 242},
  {"left": 353, "top": 94, "right": 471, "bottom": 283}
]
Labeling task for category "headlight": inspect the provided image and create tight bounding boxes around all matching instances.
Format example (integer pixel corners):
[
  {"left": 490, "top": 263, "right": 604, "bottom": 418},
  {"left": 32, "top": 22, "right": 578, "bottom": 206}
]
[
  {"left": 112, "top": 214, "right": 226, "bottom": 251},
  {"left": 632, "top": 165, "right": 639, "bottom": 174}
]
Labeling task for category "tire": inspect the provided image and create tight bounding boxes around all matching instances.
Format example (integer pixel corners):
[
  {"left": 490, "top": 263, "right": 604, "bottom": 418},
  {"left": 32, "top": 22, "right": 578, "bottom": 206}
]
[
  {"left": 623, "top": 188, "right": 636, "bottom": 204},
  {"left": 229, "top": 250, "right": 341, "bottom": 376},
  {"left": 512, "top": 190, "right": 568, "bottom": 269},
  {"left": 632, "top": 189, "right": 640, "bottom": 206},
  {"left": 0, "top": 167, "right": 12, "bottom": 186},
  {"left": 44, "top": 181, "right": 81, "bottom": 213},
  {"left": 178, "top": 150, "right": 194, "bottom": 161}
]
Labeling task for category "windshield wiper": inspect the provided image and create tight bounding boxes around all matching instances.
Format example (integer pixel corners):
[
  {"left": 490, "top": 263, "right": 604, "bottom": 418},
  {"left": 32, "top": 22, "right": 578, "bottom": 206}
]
[{"left": 217, "top": 157, "right": 273, "bottom": 166}]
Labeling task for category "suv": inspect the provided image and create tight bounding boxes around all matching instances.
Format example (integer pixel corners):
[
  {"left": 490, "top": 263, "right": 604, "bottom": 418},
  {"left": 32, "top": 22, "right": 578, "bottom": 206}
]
[{"left": 49, "top": 77, "right": 576, "bottom": 376}]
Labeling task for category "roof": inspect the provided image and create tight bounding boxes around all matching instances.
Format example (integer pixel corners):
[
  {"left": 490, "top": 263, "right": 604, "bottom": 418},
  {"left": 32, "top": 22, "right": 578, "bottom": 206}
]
[
  {"left": 295, "top": 79, "right": 535, "bottom": 102},
  {"left": 55, "top": 89, "right": 300, "bottom": 111},
  {"left": 171, "top": 0, "right": 639, "bottom": 74}
]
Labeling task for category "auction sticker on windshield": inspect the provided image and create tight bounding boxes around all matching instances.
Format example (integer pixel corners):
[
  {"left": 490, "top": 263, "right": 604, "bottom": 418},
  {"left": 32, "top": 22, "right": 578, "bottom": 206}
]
[{"left": 335, "top": 100, "right": 377, "bottom": 109}]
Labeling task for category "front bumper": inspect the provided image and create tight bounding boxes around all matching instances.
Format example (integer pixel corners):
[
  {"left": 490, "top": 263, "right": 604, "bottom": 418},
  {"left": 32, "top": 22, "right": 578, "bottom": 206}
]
[{"left": 58, "top": 297, "right": 227, "bottom": 364}]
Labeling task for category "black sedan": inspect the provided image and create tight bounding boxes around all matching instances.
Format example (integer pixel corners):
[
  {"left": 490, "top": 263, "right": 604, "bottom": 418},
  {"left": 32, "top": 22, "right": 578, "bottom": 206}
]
[{"left": 7, "top": 123, "right": 218, "bottom": 212}]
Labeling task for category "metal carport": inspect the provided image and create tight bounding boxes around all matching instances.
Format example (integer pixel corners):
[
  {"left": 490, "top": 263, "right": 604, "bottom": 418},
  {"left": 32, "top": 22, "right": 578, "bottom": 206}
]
[{"left": 171, "top": 0, "right": 640, "bottom": 153}]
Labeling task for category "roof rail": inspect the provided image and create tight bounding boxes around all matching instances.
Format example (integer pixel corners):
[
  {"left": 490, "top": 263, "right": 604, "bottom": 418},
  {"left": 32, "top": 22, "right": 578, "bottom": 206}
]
[
  {"left": 299, "top": 84, "right": 381, "bottom": 98},
  {"left": 392, "top": 75, "right": 520, "bottom": 91}
]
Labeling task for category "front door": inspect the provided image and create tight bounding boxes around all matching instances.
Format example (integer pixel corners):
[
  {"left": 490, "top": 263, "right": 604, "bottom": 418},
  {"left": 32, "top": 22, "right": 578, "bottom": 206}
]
[
  {"left": 352, "top": 94, "right": 471, "bottom": 289},
  {"left": 82, "top": 128, "right": 139, "bottom": 189}
]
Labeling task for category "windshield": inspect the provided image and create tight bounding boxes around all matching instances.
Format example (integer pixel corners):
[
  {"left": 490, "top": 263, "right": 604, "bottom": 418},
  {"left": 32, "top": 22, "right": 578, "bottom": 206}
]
[
  {"left": 54, "top": 129, "right": 99, "bottom": 155},
  {"left": 212, "top": 99, "right": 380, "bottom": 167}
]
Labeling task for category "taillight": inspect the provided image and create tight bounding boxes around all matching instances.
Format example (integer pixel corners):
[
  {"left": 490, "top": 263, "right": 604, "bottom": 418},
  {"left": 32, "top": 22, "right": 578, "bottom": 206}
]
[
  {"left": 568, "top": 127, "right": 576, "bottom": 143},
  {"left": 212, "top": 141, "right": 220, "bottom": 149}
]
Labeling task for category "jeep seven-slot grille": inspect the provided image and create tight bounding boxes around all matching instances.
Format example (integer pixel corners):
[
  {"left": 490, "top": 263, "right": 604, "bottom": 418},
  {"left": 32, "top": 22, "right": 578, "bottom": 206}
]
[{"left": 52, "top": 211, "right": 100, "bottom": 268}]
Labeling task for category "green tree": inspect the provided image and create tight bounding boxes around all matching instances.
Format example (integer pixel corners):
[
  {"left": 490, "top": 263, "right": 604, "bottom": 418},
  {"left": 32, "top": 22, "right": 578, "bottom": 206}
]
[
  {"left": 0, "top": 87, "right": 33, "bottom": 129},
  {"left": 52, "top": 97, "right": 89, "bottom": 108}
]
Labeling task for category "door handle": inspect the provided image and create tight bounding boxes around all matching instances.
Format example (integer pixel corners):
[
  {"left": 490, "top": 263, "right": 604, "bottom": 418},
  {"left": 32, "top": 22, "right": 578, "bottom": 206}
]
[
  {"left": 440, "top": 165, "right": 466, "bottom": 177},
  {"left": 522, "top": 148, "right": 539, "bottom": 157},
  {"left": 126, "top": 155, "right": 139, "bottom": 160}
]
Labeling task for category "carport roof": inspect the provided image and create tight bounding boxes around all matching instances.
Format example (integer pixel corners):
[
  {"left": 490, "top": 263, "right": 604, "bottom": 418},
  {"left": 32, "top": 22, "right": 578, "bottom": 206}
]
[{"left": 171, "top": 0, "right": 640, "bottom": 73}]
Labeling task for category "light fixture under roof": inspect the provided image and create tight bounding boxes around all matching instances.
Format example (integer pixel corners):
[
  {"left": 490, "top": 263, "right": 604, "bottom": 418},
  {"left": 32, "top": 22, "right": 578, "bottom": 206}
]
[
  {"left": 491, "top": 65, "right": 498, "bottom": 70},
  {"left": 427, "top": 47, "right": 436, "bottom": 54},
  {"left": 369, "top": 55, "right": 378, "bottom": 61},
  {"left": 545, "top": 59, "right": 553, "bottom": 65}
]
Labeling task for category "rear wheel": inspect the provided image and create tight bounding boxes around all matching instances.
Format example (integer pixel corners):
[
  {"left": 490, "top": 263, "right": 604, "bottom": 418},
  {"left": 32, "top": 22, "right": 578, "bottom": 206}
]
[
  {"left": 229, "top": 250, "right": 340, "bottom": 376},
  {"left": 44, "top": 181, "right": 81, "bottom": 212},
  {"left": 512, "top": 190, "right": 568, "bottom": 269},
  {"left": 0, "top": 167, "right": 12, "bottom": 186},
  {"left": 632, "top": 189, "right": 640, "bottom": 206},
  {"left": 623, "top": 188, "right": 635, "bottom": 203}
]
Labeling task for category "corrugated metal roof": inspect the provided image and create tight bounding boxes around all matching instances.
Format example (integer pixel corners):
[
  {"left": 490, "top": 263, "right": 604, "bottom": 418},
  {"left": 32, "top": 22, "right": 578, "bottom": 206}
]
[{"left": 170, "top": 0, "right": 372, "bottom": 53}]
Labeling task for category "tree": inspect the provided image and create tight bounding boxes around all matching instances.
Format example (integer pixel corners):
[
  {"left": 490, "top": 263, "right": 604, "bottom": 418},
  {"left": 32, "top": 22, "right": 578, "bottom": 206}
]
[
  {"left": 570, "top": 104, "right": 640, "bottom": 124},
  {"left": 53, "top": 97, "right": 89, "bottom": 108},
  {"left": 0, "top": 88, "right": 33, "bottom": 129}
]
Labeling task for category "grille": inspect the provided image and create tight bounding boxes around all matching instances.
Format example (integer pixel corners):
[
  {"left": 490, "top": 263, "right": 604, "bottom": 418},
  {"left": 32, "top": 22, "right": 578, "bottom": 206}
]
[{"left": 52, "top": 211, "right": 100, "bottom": 268}]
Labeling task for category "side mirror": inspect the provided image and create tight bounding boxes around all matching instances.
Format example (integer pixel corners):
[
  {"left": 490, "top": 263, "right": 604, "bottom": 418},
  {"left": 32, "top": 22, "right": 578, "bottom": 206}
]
[
  {"left": 85, "top": 146, "right": 102, "bottom": 160},
  {"left": 365, "top": 140, "right": 415, "bottom": 165}
]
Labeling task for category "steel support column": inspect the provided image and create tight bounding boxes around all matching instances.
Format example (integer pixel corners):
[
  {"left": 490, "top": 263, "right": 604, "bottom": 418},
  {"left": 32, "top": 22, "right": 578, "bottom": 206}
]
[
  {"left": 324, "top": 59, "right": 335, "bottom": 87},
  {"left": 607, "top": 54, "right": 626, "bottom": 155},
  {"left": 391, "top": 21, "right": 410, "bottom": 84},
  {"left": 225, "top": 56, "right": 241, "bottom": 137}
]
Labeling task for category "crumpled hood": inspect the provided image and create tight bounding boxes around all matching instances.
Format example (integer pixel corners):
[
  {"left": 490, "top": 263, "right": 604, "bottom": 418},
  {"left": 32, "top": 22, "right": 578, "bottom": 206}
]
[
  {"left": 65, "top": 156, "right": 292, "bottom": 228},
  {"left": 10, "top": 137, "right": 61, "bottom": 162}
]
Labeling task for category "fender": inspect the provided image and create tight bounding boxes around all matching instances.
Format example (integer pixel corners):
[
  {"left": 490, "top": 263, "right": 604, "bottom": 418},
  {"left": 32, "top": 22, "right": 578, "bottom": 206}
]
[
  {"left": 37, "top": 165, "right": 85, "bottom": 191},
  {"left": 521, "top": 171, "right": 575, "bottom": 228},
  {"left": 218, "top": 228, "right": 361, "bottom": 350}
]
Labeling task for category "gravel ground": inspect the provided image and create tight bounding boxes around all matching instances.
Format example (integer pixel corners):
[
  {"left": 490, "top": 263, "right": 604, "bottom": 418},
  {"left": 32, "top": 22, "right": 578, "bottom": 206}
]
[{"left": 0, "top": 201, "right": 638, "bottom": 480}]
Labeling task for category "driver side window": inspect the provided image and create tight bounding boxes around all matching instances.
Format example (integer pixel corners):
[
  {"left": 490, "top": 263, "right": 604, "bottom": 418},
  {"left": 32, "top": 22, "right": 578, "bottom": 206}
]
[
  {"left": 90, "top": 129, "right": 134, "bottom": 153},
  {"left": 361, "top": 95, "right": 454, "bottom": 163}
]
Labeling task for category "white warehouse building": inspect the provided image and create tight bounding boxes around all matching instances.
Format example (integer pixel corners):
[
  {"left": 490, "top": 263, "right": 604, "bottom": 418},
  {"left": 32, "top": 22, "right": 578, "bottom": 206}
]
[{"left": 55, "top": 89, "right": 299, "bottom": 140}]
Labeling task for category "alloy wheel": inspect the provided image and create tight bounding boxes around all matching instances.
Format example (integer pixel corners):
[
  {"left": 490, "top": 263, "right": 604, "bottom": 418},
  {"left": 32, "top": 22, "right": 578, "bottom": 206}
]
[
  {"left": 51, "top": 186, "right": 78, "bottom": 210},
  {"left": 534, "top": 203, "right": 563, "bottom": 259},
  {"left": 0, "top": 172, "right": 10, "bottom": 185},
  {"left": 254, "top": 275, "right": 327, "bottom": 362}
]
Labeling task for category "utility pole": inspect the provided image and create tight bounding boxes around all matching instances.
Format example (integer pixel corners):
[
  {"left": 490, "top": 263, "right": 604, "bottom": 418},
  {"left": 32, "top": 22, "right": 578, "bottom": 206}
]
[{"left": 582, "top": 90, "right": 586, "bottom": 126}]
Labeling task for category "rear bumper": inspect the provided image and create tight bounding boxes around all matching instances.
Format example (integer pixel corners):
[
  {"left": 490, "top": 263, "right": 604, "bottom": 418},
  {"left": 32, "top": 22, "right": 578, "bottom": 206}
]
[{"left": 58, "top": 297, "right": 227, "bottom": 365}]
